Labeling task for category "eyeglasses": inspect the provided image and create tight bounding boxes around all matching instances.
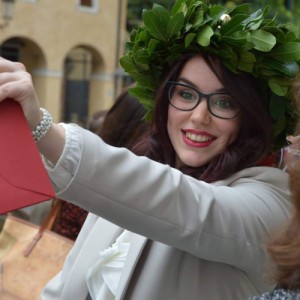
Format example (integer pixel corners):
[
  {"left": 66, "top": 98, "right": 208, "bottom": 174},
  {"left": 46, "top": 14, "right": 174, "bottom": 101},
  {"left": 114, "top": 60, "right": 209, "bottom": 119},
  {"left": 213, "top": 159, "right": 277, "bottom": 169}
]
[{"left": 167, "top": 81, "right": 240, "bottom": 119}]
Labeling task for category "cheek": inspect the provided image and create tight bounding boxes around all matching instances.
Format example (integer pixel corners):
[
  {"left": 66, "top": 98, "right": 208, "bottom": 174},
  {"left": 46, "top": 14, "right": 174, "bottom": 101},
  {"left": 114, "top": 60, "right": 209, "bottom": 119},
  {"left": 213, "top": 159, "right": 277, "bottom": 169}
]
[
  {"left": 167, "top": 106, "right": 186, "bottom": 126},
  {"left": 167, "top": 107, "right": 172, "bottom": 136},
  {"left": 167, "top": 106, "right": 179, "bottom": 136},
  {"left": 215, "top": 116, "right": 241, "bottom": 145},
  {"left": 225, "top": 118, "right": 241, "bottom": 143}
]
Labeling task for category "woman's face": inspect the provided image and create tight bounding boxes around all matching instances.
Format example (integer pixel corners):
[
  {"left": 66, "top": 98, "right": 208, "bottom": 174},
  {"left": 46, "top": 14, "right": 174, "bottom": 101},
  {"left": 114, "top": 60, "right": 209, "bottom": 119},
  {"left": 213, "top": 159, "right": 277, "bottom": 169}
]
[{"left": 167, "top": 55, "right": 241, "bottom": 168}]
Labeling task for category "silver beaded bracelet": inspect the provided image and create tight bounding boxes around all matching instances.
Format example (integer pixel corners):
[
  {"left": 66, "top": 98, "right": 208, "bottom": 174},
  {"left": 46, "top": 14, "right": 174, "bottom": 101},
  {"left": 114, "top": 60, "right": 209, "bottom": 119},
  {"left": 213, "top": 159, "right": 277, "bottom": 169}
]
[{"left": 32, "top": 108, "right": 53, "bottom": 143}]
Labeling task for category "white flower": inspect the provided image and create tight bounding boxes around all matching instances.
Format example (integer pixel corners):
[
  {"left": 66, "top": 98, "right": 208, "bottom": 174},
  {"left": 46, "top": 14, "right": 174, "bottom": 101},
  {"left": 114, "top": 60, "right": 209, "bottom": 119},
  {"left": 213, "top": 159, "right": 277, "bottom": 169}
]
[{"left": 220, "top": 14, "right": 231, "bottom": 23}]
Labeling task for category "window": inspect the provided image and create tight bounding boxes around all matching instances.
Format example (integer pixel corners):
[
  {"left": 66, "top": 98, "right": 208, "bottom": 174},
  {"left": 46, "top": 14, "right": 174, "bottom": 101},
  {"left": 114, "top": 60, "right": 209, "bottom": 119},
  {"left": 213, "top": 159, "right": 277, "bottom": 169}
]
[
  {"left": 0, "top": 39, "right": 22, "bottom": 62},
  {"left": 80, "top": 0, "right": 92, "bottom": 7},
  {"left": 78, "top": 0, "right": 98, "bottom": 13}
]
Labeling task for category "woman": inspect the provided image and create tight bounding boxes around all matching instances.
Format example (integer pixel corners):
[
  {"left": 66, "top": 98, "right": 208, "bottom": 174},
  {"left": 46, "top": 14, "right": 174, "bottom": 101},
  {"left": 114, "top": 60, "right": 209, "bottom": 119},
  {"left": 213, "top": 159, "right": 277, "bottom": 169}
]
[{"left": 0, "top": 1, "right": 299, "bottom": 299}]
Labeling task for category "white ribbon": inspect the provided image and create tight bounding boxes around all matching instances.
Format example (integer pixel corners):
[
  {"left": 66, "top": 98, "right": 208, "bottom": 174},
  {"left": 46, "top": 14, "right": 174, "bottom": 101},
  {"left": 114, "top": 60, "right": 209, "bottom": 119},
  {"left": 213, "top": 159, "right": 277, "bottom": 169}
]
[{"left": 86, "top": 230, "right": 132, "bottom": 300}]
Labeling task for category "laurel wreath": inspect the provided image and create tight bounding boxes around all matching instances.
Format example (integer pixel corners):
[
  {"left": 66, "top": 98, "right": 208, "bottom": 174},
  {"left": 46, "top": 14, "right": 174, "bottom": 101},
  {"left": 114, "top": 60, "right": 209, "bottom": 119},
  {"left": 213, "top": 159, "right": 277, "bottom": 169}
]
[{"left": 120, "top": 0, "right": 300, "bottom": 149}]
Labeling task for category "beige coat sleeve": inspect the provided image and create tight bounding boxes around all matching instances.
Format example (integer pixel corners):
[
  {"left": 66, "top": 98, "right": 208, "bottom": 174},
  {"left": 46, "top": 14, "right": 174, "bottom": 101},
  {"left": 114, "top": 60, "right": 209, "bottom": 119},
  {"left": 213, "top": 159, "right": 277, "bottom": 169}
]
[{"left": 54, "top": 126, "right": 291, "bottom": 275}]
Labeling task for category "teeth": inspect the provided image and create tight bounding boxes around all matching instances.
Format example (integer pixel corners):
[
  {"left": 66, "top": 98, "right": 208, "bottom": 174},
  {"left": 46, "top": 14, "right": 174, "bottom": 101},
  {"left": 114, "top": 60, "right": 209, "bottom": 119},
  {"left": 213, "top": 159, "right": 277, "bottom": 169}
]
[{"left": 186, "top": 132, "right": 212, "bottom": 142}]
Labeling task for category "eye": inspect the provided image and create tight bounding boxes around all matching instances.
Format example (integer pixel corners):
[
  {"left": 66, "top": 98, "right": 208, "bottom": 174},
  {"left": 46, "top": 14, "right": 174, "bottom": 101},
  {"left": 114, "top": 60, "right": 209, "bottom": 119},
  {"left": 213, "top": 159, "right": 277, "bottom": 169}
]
[
  {"left": 211, "top": 95, "right": 236, "bottom": 110},
  {"left": 177, "top": 87, "right": 198, "bottom": 101}
]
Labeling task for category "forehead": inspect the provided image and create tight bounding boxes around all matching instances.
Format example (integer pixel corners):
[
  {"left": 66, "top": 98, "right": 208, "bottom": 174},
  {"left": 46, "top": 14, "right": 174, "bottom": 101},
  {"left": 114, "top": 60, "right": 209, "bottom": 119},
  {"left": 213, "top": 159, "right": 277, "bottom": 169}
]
[{"left": 179, "top": 55, "right": 224, "bottom": 93}]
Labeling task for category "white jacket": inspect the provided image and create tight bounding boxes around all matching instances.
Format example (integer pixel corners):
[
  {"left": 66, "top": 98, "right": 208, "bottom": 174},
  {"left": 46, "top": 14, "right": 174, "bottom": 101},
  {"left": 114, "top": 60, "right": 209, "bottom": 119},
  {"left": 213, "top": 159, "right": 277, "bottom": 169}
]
[{"left": 42, "top": 125, "right": 291, "bottom": 300}]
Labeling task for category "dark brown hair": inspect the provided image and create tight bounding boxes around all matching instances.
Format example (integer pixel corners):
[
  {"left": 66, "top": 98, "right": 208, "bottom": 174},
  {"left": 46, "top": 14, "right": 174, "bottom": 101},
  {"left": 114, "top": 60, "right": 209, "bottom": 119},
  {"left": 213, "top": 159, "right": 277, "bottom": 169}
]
[
  {"left": 132, "top": 53, "right": 273, "bottom": 182},
  {"left": 98, "top": 89, "right": 148, "bottom": 148}
]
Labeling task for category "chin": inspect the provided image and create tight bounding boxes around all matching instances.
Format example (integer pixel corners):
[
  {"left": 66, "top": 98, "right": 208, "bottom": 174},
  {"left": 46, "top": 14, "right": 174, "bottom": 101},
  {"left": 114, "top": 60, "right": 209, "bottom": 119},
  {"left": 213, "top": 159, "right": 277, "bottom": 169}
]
[
  {"left": 179, "top": 159, "right": 208, "bottom": 168},
  {"left": 176, "top": 152, "right": 215, "bottom": 168}
]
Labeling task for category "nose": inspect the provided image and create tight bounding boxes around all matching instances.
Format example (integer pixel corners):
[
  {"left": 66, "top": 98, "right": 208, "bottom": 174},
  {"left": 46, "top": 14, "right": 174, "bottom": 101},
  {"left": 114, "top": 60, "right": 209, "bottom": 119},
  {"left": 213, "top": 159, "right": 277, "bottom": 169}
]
[{"left": 190, "top": 98, "right": 211, "bottom": 124}]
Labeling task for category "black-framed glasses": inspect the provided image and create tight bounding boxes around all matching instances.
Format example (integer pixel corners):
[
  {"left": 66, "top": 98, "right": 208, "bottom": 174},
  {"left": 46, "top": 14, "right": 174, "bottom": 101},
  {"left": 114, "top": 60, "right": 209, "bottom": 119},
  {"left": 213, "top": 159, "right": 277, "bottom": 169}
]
[{"left": 167, "top": 81, "right": 240, "bottom": 119}]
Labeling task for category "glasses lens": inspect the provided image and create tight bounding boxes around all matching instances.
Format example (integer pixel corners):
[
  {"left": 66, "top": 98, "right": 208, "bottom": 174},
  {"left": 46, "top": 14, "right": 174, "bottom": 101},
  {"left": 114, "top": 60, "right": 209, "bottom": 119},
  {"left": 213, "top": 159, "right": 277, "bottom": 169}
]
[
  {"left": 209, "top": 94, "right": 239, "bottom": 119},
  {"left": 169, "top": 83, "right": 199, "bottom": 111}
]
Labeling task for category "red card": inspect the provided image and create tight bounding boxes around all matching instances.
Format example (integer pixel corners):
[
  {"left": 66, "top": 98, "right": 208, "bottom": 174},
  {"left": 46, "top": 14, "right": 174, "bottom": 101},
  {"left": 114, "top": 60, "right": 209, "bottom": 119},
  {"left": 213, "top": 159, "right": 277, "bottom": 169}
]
[{"left": 0, "top": 99, "right": 55, "bottom": 214}]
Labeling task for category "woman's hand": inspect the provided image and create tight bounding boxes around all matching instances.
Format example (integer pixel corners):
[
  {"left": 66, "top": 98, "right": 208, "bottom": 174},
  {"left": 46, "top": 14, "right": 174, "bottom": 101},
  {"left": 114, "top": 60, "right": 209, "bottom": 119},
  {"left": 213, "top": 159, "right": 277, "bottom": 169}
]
[
  {"left": 0, "top": 57, "right": 66, "bottom": 164},
  {"left": 0, "top": 57, "right": 41, "bottom": 130},
  {"left": 287, "top": 135, "right": 300, "bottom": 145}
]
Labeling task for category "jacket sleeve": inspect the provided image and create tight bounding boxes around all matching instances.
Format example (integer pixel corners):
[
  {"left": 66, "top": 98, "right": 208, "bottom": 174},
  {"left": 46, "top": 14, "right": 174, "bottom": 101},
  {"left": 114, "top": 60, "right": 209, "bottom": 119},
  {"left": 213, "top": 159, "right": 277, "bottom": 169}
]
[{"left": 52, "top": 125, "right": 291, "bottom": 275}]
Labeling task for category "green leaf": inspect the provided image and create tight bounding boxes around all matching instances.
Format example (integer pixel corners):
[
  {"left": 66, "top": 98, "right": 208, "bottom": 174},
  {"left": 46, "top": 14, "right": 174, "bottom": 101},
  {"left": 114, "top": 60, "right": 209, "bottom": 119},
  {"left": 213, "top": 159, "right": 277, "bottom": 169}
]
[
  {"left": 185, "top": 32, "right": 196, "bottom": 48},
  {"left": 130, "top": 72, "right": 156, "bottom": 90},
  {"left": 171, "top": 0, "right": 187, "bottom": 16},
  {"left": 125, "top": 41, "right": 134, "bottom": 52},
  {"left": 270, "top": 42, "right": 300, "bottom": 61},
  {"left": 268, "top": 77, "right": 288, "bottom": 96},
  {"left": 269, "top": 94, "right": 286, "bottom": 119},
  {"left": 142, "top": 4, "right": 170, "bottom": 41},
  {"left": 242, "top": 8, "right": 264, "bottom": 30},
  {"left": 264, "top": 59, "right": 300, "bottom": 77},
  {"left": 220, "top": 14, "right": 248, "bottom": 36},
  {"left": 246, "top": 19, "right": 263, "bottom": 31},
  {"left": 167, "top": 12, "right": 185, "bottom": 38},
  {"left": 128, "top": 85, "right": 154, "bottom": 103},
  {"left": 237, "top": 51, "right": 256, "bottom": 72},
  {"left": 229, "top": 3, "right": 250, "bottom": 16},
  {"left": 286, "top": 31, "right": 297, "bottom": 42},
  {"left": 221, "top": 31, "right": 250, "bottom": 47},
  {"left": 128, "top": 85, "right": 155, "bottom": 119},
  {"left": 209, "top": 5, "right": 226, "bottom": 19},
  {"left": 192, "top": 8, "right": 204, "bottom": 28},
  {"left": 262, "top": 26, "right": 285, "bottom": 42},
  {"left": 119, "top": 55, "right": 133, "bottom": 73},
  {"left": 250, "top": 30, "right": 276, "bottom": 52},
  {"left": 221, "top": 50, "right": 239, "bottom": 73},
  {"left": 134, "top": 49, "right": 150, "bottom": 64},
  {"left": 217, "top": 43, "right": 234, "bottom": 59},
  {"left": 148, "top": 39, "right": 160, "bottom": 53},
  {"left": 137, "top": 30, "right": 149, "bottom": 43},
  {"left": 197, "top": 25, "right": 214, "bottom": 47}
]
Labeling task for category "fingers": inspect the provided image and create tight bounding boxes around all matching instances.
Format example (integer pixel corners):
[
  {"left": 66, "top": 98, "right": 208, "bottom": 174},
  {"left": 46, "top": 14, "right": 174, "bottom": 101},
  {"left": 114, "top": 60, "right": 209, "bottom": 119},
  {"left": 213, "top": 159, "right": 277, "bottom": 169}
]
[
  {"left": 287, "top": 135, "right": 300, "bottom": 145},
  {"left": 0, "top": 57, "right": 41, "bottom": 128},
  {"left": 0, "top": 73, "right": 33, "bottom": 102},
  {"left": 0, "top": 57, "right": 26, "bottom": 72},
  {"left": 0, "top": 58, "right": 31, "bottom": 102}
]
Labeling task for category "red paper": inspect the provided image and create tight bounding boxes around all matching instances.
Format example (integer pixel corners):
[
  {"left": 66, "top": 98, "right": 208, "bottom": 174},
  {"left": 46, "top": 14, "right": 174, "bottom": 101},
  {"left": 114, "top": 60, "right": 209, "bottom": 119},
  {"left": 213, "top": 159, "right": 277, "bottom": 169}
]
[{"left": 0, "top": 99, "right": 55, "bottom": 214}]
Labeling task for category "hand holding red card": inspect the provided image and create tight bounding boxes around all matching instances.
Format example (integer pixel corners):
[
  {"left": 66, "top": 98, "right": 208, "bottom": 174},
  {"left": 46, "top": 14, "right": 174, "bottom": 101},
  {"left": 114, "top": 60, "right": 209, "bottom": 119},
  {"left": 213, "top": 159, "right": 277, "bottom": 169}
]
[{"left": 0, "top": 99, "right": 55, "bottom": 214}]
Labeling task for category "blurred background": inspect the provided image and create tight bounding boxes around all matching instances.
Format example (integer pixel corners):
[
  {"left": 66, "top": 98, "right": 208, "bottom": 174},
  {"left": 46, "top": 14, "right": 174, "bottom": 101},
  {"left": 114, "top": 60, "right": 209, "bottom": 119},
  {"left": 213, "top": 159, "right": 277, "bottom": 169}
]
[{"left": 0, "top": 0, "right": 298, "bottom": 127}]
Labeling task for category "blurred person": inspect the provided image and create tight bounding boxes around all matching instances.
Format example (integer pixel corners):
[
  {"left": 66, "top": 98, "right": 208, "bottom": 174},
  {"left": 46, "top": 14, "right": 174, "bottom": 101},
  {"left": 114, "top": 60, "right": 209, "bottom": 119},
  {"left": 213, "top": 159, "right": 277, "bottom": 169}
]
[
  {"left": 87, "top": 110, "right": 108, "bottom": 134},
  {"left": 52, "top": 90, "right": 147, "bottom": 239},
  {"left": 247, "top": 77, "right": 300, "bottom": 300}
]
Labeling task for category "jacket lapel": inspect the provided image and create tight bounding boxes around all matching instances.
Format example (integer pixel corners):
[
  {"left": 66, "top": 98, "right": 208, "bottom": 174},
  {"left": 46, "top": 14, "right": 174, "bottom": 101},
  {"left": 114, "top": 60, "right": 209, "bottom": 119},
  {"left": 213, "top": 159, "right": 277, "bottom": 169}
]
[
  {"left": 63, "top": 215, "right": 124, "bottom": 300},
  {"left": 115, "top": 233, "right": 147, "bottom": 299}
]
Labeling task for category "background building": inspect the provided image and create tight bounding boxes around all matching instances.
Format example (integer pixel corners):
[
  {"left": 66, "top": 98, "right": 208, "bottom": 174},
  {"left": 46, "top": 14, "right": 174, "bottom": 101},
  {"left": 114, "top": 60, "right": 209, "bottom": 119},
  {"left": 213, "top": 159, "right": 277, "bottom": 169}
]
[{"left": 0, "top": 0, "right": 128, "bottom": 126}]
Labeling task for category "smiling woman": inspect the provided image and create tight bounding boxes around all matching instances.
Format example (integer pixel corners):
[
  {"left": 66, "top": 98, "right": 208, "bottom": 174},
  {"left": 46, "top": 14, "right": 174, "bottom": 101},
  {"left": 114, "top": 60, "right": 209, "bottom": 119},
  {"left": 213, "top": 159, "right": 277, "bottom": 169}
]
[{"left": 0, "top": 1, "right": 300, "bottom": 299}]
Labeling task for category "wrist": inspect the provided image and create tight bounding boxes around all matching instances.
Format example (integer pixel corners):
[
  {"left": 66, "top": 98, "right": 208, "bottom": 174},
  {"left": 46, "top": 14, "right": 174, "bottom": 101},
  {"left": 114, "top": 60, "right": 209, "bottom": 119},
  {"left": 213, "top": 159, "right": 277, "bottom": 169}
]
[{"left": 32, "top": 108, "right": 53, "bottom": 143}]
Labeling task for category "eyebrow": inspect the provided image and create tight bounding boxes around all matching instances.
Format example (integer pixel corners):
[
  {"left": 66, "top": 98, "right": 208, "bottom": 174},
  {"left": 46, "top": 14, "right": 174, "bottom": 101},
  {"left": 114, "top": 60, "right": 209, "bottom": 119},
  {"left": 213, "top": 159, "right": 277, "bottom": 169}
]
[{"left": 177, "top": 77, "right": 228, "bottom": 94}]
